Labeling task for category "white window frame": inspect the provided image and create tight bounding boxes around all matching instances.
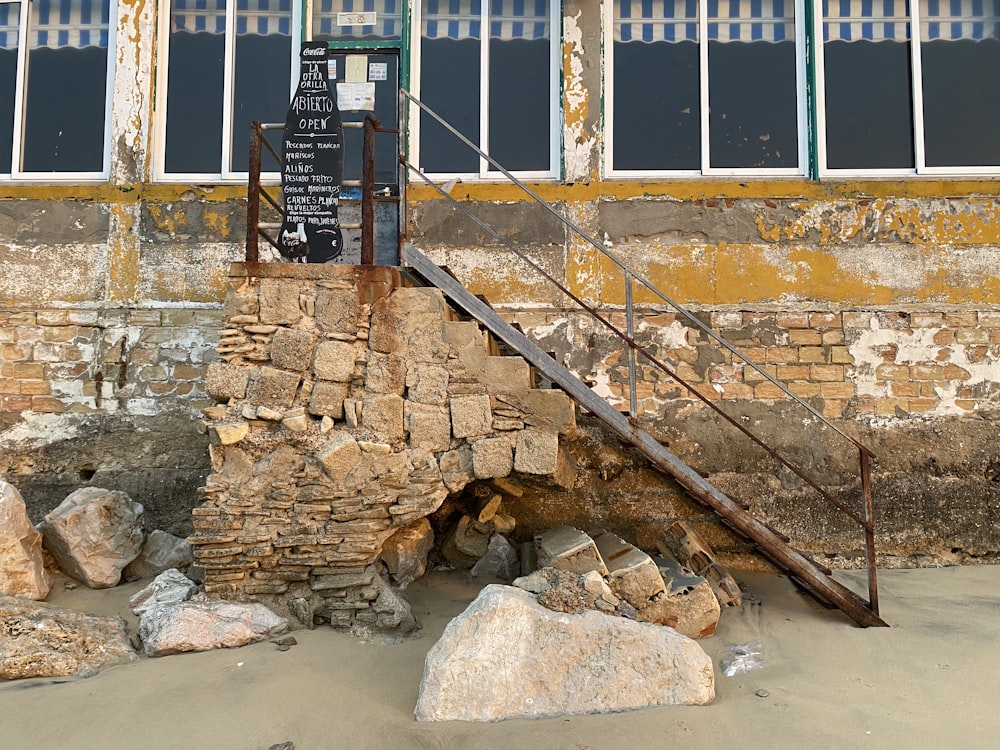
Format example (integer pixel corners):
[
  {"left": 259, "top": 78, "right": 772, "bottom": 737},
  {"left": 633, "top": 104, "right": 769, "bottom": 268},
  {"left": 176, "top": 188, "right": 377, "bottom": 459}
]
[
  {"left": 408, "top": 0, "right": 562, "bottom": 181},
  {"left": 815, "top": 0, "right": 1000, "bottom": 177},
  {"left": 153, "top": 0, "right": 303, "bottom": 183},
  {"left": 0, "top": 0, "right": 116, "bottom": 181},
  {"left": 603, "top": 0, "right": 809, "bottom": 179}
]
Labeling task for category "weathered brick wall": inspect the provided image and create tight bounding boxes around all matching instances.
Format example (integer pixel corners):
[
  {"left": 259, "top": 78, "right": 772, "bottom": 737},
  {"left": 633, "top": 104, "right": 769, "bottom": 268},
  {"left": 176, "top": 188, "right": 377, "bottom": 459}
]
[{"left": 507, "top": 309, "right": 1000, "bottom": 422}]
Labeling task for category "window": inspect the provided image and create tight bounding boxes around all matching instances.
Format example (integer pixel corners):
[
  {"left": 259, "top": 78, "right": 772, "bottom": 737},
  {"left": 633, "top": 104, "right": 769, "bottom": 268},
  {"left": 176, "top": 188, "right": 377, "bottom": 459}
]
[
  {"left": 157, "top": 0, "right": 300, "bottom": 178},
  {"left": 817, "top": 0, "right": 1000, "bottom": 174},
  {"left": 0, "top": 0, "right": 114, "bottom": 178},
  {"left": 606, "top": 0, "right": 1000, "bottom": 177},
  {"left": 412, "top": 0, "right": 560, "bottom": 178},
  {"left": 606, "top": 0, "right": 808, "bottom": 177}
]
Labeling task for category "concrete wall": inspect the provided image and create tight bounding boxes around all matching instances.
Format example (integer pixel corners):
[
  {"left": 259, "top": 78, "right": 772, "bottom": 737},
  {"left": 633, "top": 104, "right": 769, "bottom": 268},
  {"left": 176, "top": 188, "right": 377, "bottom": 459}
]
[{"left": 1, "top": 2, "right": 998, "bottom": 565}]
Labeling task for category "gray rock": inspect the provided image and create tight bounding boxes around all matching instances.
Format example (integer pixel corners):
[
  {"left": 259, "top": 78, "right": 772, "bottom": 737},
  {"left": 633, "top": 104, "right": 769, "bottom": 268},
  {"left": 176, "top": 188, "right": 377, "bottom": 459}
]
[
  {"left": 415, "top": 585, "right": 715, "bottom": 721},
  {"left": 470, "top": 534, "right": 520, "bottom": 580},
  {"left": 0, "top": 595, "right": 137, "bottom": 679},
  {"left": 129, "top": 569, "right": 198, "bottom": 617},
  {"left": 122, "top": 530, "right": 194, "bottom": 582},
  {"left": 138, "top": 599, "right": 287, "bottom": 657},
  {"left": 511, "top": 569, "right": 552, "bottom": 594},
  {"left": 368, "top": 574, "right": 419, "bottom": 634},
  {"left": 0, "top": 479, "right": 50, "bottom": 600},
  {"left": 40, "top": 487, "right": 145, "bottom": 589}
]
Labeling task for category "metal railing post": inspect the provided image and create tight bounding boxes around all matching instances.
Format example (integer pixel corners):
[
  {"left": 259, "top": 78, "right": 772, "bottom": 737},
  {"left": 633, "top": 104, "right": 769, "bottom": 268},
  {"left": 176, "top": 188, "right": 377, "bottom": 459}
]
[
  {"left": 361, "top": 114, "right": 378, "bottom": 265},
  {"left": 246, "top": 121, "right": 262, "bottom": 263},
  {"left": 625, "top": 271, "right": 637, "bottom": 417},
  {"left": 860, "top": 448, "right": 879, "bottom": 615}
]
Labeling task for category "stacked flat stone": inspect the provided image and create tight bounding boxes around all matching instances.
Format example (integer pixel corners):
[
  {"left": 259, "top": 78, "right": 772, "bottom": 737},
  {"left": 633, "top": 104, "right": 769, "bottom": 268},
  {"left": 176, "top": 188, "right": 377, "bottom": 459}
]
[{"left": 193, "top": 264, "right": 576, "bottom": 630}]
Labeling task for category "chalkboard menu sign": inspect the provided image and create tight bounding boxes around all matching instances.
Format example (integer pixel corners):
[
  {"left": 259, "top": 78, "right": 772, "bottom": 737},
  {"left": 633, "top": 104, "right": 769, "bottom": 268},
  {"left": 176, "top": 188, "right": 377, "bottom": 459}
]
[{"left": 278, "top": 42, "right": 345, "bottom": 263}]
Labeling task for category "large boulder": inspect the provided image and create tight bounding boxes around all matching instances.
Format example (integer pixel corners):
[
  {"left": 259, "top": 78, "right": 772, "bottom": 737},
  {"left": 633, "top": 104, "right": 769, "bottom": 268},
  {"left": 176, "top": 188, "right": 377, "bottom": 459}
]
[
  {"left": 138, "top": 599, "right": 288, "bottom": 657},
  {"left": 122, "top": 530, "right": 194, "bottom": 582},
  {"left": 415, "top": 585, "right": 715, "bottom": 722},
  {"left": 0, "top": 595, "right": 137, "bottom": 679},
  {"left": 40, "top": 487, "right": 145, "bottom": 589},
  {"left": 0, "top": 480, "right": 50, "bottom": 600}
]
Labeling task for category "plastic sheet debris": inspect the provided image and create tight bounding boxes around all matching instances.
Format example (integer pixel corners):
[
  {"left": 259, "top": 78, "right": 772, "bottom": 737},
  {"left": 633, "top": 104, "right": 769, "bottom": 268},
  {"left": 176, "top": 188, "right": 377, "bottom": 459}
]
[{"left": 721, "top": 641, "right": 765, "bottom": 676}]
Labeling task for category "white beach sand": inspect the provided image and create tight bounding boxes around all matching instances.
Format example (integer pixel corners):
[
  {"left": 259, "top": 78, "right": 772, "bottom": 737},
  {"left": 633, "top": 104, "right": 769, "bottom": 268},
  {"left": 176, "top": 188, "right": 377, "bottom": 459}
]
[{"left": 1, "top": 565, "right": 997, "bottom": 750}]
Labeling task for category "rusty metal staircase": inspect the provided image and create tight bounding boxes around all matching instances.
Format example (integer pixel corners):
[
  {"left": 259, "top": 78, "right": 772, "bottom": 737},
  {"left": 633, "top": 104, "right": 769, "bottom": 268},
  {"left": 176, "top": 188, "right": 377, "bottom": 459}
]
[{"left": 403, "top": 244, "right": 887, "bottom": 628}]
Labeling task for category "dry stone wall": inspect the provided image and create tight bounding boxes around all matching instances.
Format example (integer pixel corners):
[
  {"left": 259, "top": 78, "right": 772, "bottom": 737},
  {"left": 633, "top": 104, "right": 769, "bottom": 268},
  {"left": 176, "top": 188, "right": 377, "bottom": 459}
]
[{"left": 193, "top": 263, "right": 576, "bottom": 630}]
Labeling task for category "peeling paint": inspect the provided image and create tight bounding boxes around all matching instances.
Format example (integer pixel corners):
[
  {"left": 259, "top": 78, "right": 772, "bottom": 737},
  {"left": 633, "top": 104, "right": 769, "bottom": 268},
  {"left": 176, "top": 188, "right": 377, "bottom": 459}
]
[{"left": 562, "top": 12, "right": 594, "bottom": 182}]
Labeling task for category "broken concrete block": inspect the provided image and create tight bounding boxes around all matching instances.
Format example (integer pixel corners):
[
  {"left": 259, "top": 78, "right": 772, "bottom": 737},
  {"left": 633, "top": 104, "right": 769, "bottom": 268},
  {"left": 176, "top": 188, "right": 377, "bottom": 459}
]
[
  {"left": 269, "top": 327, "right": 317, "bottom": 372},
  {"left": 316, "top": 432, "right": 362, "bottom": 483},
  {"left": 246, "top": 366, "right": 300, "bottom": 409},
  {"left": 450, "top": 394, "right": 493, "bottom": 439},
  {"left": 535, "top": 526, "right": 608, "bottom": 576},
  {"left": 313, "top": 340, "right": 358, "bottom": 382},
  {"left": 41, "top": 487, "right": 145, "bottom": 589},
  {"left": 472, "top": 436, "right": 514, "bottom": 479},
  {"left": 658, "top": 521, "right": 742, "bottom": 608},
  {"left": 361, "top": 394, "right": 405, "bottom": 443},
  {"left": 308, "top": 380, "right": 349, "bottom": 419},
  {"left": 637, "top": 557, "right": 721, "bottom": 639},
  {"left": 514, "top": 427, "right": 560, "bottom": 475},
  {"left": 592, "top": 529, "right": 666, "bottom": 609},
  {"left": 0, "top": 479, "right": 50, "bottom": 600},
  {"left": 204, "top": 362, "right": 250, "bottom": 400},
  {"left": 414, "top": 585, "right": 714, "bottom": 721},
  {"left": 380, "top": 518, "right": 434, "bottom": 588}
]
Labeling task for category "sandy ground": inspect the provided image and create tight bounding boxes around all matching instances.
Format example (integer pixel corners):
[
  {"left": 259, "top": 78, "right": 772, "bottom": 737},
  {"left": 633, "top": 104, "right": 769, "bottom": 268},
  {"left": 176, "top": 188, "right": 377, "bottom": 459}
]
[{"left": 1, "top": 565, "right": 998, "bottom": 750}]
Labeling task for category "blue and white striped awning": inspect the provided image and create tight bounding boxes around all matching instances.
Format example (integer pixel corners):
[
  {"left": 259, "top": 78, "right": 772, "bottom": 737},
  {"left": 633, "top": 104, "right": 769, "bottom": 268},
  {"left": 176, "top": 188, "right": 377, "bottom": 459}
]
[
  {"left": 614, "top": 0, "right": 999, "bottom": 42},
  {"left": 0, "top": 0, "right": 111, "bottom": 50},
  {"left": 172, "top": 0, "right": 293, "bottom": 36},
  {"left": 421, "top": 0, "right": 551, "bottom": 40}
]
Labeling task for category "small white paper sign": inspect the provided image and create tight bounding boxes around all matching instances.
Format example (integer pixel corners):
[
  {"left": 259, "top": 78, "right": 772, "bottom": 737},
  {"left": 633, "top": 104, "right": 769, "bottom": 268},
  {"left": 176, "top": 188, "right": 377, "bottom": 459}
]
[
  {"left": 345, "top": 55, "right": 367, "bottom": 83},
  {"left": 369, "top": 62, "right": 387, "bottom": 81},
  {"left": 337, "top": 82, "right": 376, "bottom": 111},
  {"left": 327, "top": 59, "right": 337, "bottom": 79},
  {"left": 337, "top": 12, "right": 376, "bottom": 26}
]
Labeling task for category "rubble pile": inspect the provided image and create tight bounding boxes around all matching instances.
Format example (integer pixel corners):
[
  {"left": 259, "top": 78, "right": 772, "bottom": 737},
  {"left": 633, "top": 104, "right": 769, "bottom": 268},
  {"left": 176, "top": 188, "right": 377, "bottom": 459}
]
[{"left": 193, "top": 264, "right": 577, "bottom": 631}]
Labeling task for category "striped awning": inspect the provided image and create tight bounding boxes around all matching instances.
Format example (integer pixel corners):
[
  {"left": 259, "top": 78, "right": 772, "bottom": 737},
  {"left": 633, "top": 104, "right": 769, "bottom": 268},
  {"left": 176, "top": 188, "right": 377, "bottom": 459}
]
[
  {"left": 0, "top": 0, "right": 111, "bottom": 50},
  {"left": 313, "top": 0, "right": 403, "bottom": 38},
  {"left": 420, "top": 0, "right": 551, "bottom": 40},
  {"left": 172, "top": 0, "right": 293, "bottom": 36},
  {"left": 614, "top": 0, "right": 999, "bottom": 42}
]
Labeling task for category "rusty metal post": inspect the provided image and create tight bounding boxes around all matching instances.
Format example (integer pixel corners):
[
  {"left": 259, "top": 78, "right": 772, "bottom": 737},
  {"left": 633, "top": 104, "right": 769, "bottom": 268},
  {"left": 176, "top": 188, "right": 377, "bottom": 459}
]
[
  {"left": 625, "top": 271, "right": 637, "bottom": 417},
  {"left": 361, "top": 114, "right": 378, "bottom": 265},
  {"left": 860, "top": 448, "right": 879, "bottom": 616},
  {"left": 246, "top": 121, "right": 262, "bottom": 263}
]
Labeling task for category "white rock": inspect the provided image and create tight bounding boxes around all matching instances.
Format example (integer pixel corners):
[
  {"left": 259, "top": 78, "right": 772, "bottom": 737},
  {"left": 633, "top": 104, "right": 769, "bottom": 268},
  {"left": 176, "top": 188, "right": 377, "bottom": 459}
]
[
  {"left": 40, "top": 487, "right": 145, "bottom": 589},
  {"left": 129, "top": 569, "right": 199, "bottom": 616},
  {"left": 123, "top": 530, "right": 194, "bottom": 582},
  {"left": 0, "top": 479, "right": 50, "bottom": 600},
  {"left": 0, "top": 595, "right": 136, "bottom": 679},
  {"left": 138, "top": 599, "right": 287, "bottom": 657},
  {"left": 415, "top": 585, "right": 715, "bottom": 722}
]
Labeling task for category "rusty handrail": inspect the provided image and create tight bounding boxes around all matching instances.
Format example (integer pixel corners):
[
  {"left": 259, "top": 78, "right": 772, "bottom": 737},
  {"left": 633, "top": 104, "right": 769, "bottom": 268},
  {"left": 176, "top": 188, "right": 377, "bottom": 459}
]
[{"left": 401, "top": 89, "right": 880, "bottom": 617}]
